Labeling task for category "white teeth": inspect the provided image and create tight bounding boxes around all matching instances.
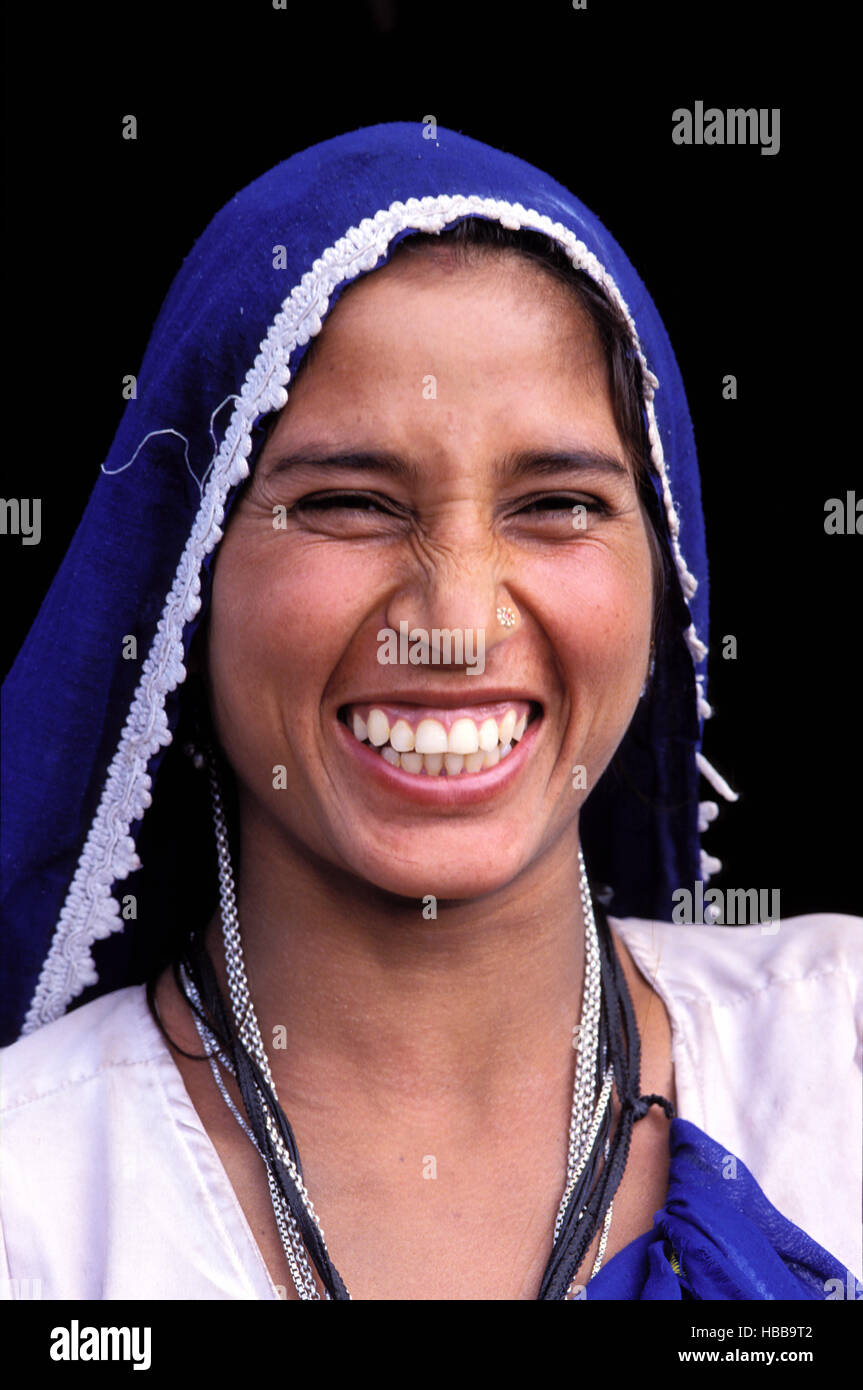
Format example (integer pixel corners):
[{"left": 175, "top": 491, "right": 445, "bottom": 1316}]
[
  {"left": 498, "top": 709, "right": 516, "bottom": 744},
  {"left": 414, "top": 718, "right": 448, "bottom": 755},
  {"left": 447, "top": 718, "right": 480, "bottom": 755},
  {"left": 478, "top": 718, "right": 499, "bottom": 751},
  {"left": 346, "top": 703, "right": 537, "bottom": 776},
  {"left": 367, "top": 709, "right": 390, "bottom": 746},
  {"left": 389, "top": 718, "right": 415, "bottom": 752}
]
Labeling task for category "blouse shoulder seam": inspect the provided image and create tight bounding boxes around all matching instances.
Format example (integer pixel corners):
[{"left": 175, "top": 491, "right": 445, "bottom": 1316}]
[
  {"left": 1, "top": 1052, "right": 169, "bottom": 1116},
  {"left": 647, "top": 963, "right": 856, "bottom": 1011}
]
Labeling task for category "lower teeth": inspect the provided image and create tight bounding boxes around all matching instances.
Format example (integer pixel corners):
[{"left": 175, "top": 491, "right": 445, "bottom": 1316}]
[{"left": 365, "top": 741, "right": 514, "bottom": 775}]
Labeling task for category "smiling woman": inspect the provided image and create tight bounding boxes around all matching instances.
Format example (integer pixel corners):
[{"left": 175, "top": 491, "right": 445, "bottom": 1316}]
[
  {"left": 1, "top": 123, "right": 860, "bottom": 1303},
  {"left": 201, "top": 237, "right": 655, "bottom": 902}
]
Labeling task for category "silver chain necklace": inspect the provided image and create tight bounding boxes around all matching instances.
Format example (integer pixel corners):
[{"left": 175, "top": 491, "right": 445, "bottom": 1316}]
[{"left": 184, "top": 755, "right": 616, "bottom": 1299}]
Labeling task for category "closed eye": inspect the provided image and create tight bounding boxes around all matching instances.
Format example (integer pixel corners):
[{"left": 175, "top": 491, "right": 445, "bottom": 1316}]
[
  {"left": 515, "top": 494, "right": 610, "bottom": 516},
  {"left": 292, "top": 491, "right": 612, "bottom": 521},
  {"left": 295, "top": 491, "right": 399, "bottom": 515}
]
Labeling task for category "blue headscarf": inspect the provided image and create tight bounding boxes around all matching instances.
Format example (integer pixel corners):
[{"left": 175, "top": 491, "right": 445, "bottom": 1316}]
[{"left": 1, "top": 121, "right": 734, "bottom": 1046}]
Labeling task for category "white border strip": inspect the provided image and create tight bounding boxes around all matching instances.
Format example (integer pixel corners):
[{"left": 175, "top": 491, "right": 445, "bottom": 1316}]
[{"left": 23, "top": 193, "right": 709, "bottom": 1034}]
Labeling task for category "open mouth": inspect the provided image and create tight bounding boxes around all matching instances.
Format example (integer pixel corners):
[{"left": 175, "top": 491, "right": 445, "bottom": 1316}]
[{"left": 337, "top": 699, "right": 543, "bottom": 776}]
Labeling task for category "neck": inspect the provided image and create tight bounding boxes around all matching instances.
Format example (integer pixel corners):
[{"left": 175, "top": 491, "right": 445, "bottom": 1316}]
[{"left": 202, "top": 797, "right": 588, "bottom": 1124}]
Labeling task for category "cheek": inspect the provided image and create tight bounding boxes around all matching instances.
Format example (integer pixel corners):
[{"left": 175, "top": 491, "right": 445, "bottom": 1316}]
[
  {"left": 538, "top": 544, "right": 653, "bottom": 684},
  {"left": 205, "top": 528, "right": 376, "bottom": 724}
]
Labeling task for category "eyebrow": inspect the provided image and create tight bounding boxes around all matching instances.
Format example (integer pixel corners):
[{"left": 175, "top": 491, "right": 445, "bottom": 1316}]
[{"left": 262, "top": 447, "right": 630, "bottom": 485}]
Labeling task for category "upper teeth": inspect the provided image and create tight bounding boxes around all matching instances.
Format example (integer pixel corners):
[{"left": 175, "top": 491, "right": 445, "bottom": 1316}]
[{"left": 347, "top": 706, "right": 529, "bottom": 775}]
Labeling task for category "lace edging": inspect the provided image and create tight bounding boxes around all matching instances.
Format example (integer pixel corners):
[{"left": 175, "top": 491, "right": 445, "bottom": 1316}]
[{"left": 23, "top": 192, "right": 718, "bottom": 1033}]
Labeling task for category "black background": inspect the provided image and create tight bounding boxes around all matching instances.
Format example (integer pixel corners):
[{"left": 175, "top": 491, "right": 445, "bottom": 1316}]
[{"left": 3, "top": 0, "right": 858, "bottom": 917}]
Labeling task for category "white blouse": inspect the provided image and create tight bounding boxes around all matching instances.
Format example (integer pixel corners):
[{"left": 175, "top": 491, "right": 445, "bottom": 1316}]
[{"left": 2, "top": 912, "right": 860, "bottom": 1300}]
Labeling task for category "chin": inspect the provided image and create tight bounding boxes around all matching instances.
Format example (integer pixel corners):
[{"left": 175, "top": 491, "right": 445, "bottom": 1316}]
[{"left": 338, "top": 841, "right": 532, "bottom": 908}]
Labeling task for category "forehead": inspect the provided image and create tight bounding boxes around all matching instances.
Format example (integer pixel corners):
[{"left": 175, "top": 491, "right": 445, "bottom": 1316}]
[
  {"left": 253, "top": 249, "right": 629, "bottom": 487},
  {"left": 287, "top": 245, "right": 609, "bottom": 395}
]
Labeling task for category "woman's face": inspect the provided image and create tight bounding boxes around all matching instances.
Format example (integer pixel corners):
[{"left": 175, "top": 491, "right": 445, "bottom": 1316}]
[{"left": 205, "top": 249, "right": 655, "bottom": 901}]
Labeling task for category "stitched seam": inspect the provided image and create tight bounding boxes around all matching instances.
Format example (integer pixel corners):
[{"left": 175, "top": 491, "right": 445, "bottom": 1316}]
[
  {"left": 1, "top": 1054, "right": 169, "bottom": 1115},
  {"left": 651, "top": 964, "right": 857, "bottom": 1012},
  {"left": 668, "top": 1013, "right": 704, "bottom": 1129}
]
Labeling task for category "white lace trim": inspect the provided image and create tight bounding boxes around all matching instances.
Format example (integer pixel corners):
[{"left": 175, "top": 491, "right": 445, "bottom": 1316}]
[{"left": 22, "top": 192, "right": 720, "bottom": 1034}]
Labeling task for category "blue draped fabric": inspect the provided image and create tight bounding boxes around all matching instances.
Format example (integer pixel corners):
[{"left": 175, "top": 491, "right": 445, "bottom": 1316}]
[
  {"left": 0, "top": 118, "right": 855, "bottom": 1302},
  {"left": 1, "top": 121, "right": 713, "bottom": 1044},
  {"left": 586, "top": 1120, "right": 858, "bottom": 1300}
]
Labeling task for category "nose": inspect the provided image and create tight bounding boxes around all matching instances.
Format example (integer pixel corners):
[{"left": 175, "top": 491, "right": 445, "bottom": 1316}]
[{"left": 385, "top": 560, "right": 521, "bottom": 667}]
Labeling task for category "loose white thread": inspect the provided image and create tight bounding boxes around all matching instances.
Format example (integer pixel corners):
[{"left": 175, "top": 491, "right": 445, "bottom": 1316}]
[
  {"left": 696, "top": 752, "right": 739, "bottom": 803},
  {"left": 102, "top": 394, "right": 245, "bottom": 501},
  {"left": 102, "top": 428, "right": 193, "bottom": 487}
]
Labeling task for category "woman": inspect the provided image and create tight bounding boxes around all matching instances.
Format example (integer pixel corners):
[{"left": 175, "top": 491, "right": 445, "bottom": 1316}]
[{"left": 1, "top": 122, "right": 859, "bottom": 1301}]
